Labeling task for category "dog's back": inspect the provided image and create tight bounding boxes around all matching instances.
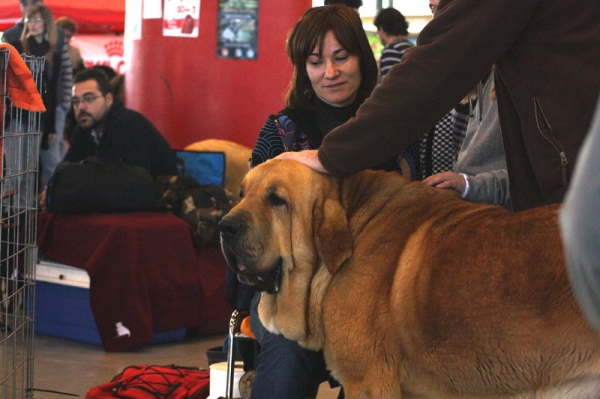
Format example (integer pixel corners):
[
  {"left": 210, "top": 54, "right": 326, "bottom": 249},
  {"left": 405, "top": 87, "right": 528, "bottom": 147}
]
[{"left": 323, "top": 171, "right": 600, "bottom": 398}]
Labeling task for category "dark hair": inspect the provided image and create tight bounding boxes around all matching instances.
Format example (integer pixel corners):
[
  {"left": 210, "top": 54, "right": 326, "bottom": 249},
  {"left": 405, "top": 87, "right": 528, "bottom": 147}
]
[
  {"left": 91, "top": 65, "right": 117, "bottom": 80},
  {"left": 285, "top": 5, "right": 377, "bottom": 110},
  {"left": 324, "top": 0, "right": 363, "bottom": 8},
  {"left": 373, "top": 8, "right": 409, "bottom": 37},
  {"left": 55, "top": 16, "right": 77, "bottom": 34},
  {"left": 74, "top": 68, "right": 113, "bottom": 96}
]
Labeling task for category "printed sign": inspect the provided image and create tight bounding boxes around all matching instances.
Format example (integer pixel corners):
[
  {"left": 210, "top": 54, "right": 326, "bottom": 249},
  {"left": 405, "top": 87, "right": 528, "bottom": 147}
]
[
  {"left": 163, "top": 0, "right": 201, "bottom": 37},
  {"left": 217, "top": 0, "right": 258, "bottom": 60}
]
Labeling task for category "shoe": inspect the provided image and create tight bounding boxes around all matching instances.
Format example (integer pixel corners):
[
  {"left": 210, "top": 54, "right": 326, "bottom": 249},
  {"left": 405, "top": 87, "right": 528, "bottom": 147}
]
[{"left": 239, "top": 370, "right": 256, "bottom": 399}]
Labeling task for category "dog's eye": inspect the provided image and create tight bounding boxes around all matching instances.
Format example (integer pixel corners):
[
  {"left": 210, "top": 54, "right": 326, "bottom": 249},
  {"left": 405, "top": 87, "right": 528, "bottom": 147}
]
[{"left": 268, "top": 192, "right": 287, "bottom": 207}]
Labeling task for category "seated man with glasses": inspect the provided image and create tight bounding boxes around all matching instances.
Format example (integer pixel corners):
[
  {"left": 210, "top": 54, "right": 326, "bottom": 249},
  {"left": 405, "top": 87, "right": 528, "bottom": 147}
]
[{"left": 63, "top": 68, "right": 178, "bottom": 178}]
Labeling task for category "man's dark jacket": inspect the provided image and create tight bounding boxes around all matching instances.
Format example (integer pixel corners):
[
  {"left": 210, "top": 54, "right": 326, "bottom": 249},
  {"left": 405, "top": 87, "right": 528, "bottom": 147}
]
[{"left": 63, "top": 98, "right": 178, "bottom": 178}]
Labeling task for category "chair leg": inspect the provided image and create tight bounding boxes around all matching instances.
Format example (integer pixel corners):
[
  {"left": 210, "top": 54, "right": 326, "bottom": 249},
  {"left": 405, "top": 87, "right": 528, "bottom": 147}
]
[{"left": 225, "top": 310, "right": 240, "bottom": 399}]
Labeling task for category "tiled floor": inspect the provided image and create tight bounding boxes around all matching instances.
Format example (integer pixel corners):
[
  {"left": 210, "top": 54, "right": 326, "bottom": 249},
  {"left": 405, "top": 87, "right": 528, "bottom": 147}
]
[{"left": 33, "top": 332, "right": 341, "bottom": 398}]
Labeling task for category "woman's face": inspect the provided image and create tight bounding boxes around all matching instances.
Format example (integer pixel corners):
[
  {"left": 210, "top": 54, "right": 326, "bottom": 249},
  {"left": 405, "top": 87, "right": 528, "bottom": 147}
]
[
  {"left": 26, "top": 13, "right": 45, "bottom": 40},
  {"left": 306, "top": 31, "right": 361, "bottom": 107}
]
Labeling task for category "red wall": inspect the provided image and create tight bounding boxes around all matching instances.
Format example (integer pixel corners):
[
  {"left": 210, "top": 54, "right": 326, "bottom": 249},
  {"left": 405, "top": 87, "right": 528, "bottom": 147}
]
[{"left": 126, "top": 0, "right": 311, "bottom": 150}]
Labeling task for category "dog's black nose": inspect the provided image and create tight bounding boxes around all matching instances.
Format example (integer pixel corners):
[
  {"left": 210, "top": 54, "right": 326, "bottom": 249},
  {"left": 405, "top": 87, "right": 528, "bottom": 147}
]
[{"left": 219, "top": 216, "right": 243, "bottom": 241}]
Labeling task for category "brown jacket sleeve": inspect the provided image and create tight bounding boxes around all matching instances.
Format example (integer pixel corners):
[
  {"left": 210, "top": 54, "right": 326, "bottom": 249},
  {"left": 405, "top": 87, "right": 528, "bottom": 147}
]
[{"left": 318, "top": 0, "right": 536, "bottom": 176}]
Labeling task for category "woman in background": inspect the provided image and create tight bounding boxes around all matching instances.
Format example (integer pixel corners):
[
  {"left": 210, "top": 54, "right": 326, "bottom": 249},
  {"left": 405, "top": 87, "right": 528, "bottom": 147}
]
[{"left": 12, "top": 5, "right": 72, "bottom": 185}]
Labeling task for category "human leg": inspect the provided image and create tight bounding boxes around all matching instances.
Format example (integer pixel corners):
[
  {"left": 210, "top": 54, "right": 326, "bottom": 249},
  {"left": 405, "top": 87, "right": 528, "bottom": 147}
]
[
  {"left": 249, "top": 293, "right": 327, "bottom": 399},
  {"left": 40, "top": 105, "right": 67, "bottom": 187}
]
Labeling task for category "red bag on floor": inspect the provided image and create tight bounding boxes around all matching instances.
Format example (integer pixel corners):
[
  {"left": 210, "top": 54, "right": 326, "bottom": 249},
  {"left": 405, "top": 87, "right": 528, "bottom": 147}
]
[{"left": 86, "top": 364, "right": 210, "bottom": 399}]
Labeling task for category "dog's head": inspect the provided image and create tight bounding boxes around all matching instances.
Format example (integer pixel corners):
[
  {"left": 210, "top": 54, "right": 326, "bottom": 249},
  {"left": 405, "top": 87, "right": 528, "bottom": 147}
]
[{"left": 219, "top": 159, "right": 353, "bottom": 341}]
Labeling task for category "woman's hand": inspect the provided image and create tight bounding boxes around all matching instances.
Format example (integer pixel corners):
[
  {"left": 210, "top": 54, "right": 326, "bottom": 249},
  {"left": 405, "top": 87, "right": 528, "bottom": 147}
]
[
  {"left": 276, "top": 150, "right": 330, "bottom": 174},
  {"left": 422, "top": 171, "right": 466, "bottom": 195},
  {"left": 39, "top": 190, "right": 48, "bottom": 212}
]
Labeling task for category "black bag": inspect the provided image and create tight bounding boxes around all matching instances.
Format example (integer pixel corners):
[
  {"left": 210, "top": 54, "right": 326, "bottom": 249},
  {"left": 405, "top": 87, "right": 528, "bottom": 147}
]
[{"left": 46, "top": 157, "right": 165, "bottom": 214}]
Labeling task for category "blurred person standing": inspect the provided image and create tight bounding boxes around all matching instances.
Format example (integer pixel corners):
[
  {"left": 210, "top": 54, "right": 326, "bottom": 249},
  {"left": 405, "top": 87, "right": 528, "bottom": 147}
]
[
  {"left": 9, "top": 6, "right": 72, "bottom": 160},
  {"left": 373, "top": 7, "right": 412, "bottom": 81},
  {"left": 3, "top": 0, "right": 73, "bottom": 187},
  {"left": 56, "top": 16, "right": 85, "bottom": 75}
]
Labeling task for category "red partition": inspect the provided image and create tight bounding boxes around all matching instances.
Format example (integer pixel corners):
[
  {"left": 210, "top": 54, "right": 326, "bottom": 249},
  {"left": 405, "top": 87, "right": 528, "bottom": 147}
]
[{"left": 125, "top": 0, "right": 311, "bottom": 150}]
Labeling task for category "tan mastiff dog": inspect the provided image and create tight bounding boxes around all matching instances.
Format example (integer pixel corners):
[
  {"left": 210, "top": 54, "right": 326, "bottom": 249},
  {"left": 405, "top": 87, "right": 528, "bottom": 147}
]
[{"left": 219, "top": 159, "right": 600, "bottom": 398}]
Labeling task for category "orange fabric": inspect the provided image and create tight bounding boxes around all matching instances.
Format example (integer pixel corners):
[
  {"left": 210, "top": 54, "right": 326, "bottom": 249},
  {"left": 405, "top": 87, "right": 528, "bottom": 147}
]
[
  {"left": 1, "top": 43, "right": 46, "bottom": 112},
  {"left": 240, "top": 316, "right": 256, "bottom": 339}
]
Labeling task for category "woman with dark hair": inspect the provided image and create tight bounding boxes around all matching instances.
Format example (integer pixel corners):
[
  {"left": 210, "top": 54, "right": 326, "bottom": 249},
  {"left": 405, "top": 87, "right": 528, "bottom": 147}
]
[
  {"left": 251, "top": 4, "right": 386, "bottom": 169},
  {"left": 238, "top": 5, "right": 404, "bottom": 398}
]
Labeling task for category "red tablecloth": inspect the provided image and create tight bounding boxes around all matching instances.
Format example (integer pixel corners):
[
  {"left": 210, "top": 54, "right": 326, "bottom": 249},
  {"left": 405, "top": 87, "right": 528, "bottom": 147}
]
[{"left": 37, "top": 211, "right": 231, "bottom": 352}]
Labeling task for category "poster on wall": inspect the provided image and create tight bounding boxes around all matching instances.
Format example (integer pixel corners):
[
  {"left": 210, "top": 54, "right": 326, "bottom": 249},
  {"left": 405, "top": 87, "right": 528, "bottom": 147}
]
[
  {"left": 163, "top": 0, "right": 200, "bottom": 37},
  {"left": 217, "top": 0, "right": 258, "bottom": 60}
]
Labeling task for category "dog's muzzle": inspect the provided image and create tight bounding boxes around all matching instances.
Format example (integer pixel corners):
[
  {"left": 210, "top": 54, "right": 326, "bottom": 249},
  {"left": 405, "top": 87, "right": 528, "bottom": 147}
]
[{"left": 219, "top": 215, "right": 283, "bottom": 294}]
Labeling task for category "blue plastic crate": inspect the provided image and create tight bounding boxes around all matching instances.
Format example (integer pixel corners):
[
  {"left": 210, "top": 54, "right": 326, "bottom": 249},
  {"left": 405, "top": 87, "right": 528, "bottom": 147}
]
[{"left": 35, "top": 280, "right": 186, "bottom": 346}]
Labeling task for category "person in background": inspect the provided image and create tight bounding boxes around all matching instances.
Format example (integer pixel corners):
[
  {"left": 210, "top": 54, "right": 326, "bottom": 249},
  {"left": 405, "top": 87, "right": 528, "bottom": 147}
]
[
  {"left": 3, "top": 0, "right": 73, "bottom": 188},
  {"left": 396, "top": 0, "right": 468, "bottom": 181},
  {"left": 2, "top": 0, "right": 43, "bottom": 43},
  {"left": 63, "top": 65, "right": 120, "bottom": 143},
  {"left": 10, "top": 6, "right": 72, "bottom": 160},
  {"left": 278, "top": 0, "right": 600, "bottom": 213},
  {"left": 423, "top": 68, "right": 510, "bottom": 207},
  {"left": 373, "top": 7, "right": 412, "bottom": 81},
  {"left": 324, "top": 0, "right": 362, "bottom": 14},
  {"left": 428, "top": 0, "right": 439, "bottom": 14},
  {"left": 559, "top": 95, "right": 600, "bottom": 333},
  {"left": 55, "top": 16, "right": 85, "bottom": 75},
  {"left": 63, "top": 68, "right": 178, "bottom": 178},
  {"left": 110, "top": 74, "right": 125, "bottom": 102}
]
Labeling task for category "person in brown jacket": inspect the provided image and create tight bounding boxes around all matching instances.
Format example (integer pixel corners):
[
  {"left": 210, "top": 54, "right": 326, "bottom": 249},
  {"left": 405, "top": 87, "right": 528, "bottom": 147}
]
[{"left": 279, "top": 0, "right": 600, "bottom": 212}]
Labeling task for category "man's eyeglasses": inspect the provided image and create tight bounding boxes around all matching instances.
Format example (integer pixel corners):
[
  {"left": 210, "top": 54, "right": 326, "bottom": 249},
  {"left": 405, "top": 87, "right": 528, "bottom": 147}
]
[
  {"left": 429, "top": 4, "right": 438, "bottom": 12},
  {"left": 71, "top": 94, "right": 103, "bottom": 108},
  {"left": 25, "top": 17, "right": 43, "bottom": 24}
]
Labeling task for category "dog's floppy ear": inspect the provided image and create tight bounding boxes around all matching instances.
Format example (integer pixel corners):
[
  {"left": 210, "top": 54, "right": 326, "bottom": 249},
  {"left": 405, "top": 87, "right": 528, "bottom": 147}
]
[{"left": 314, "top": 198, "right": 353, "bottom": 275}]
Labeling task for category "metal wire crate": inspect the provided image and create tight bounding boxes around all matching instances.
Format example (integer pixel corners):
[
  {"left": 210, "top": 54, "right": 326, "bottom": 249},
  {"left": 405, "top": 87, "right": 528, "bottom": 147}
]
[{"left": 1, "top": 48, "right": 44, "bottom": 397}]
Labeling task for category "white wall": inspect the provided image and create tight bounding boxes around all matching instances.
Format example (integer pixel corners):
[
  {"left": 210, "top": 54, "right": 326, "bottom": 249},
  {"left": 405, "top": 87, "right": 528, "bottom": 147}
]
[
  {"left": 312, "top": 0, "right": 430, "bottom": 17},
  {"left": 312, "top": 0, "right": 431, "bottom": 34}
]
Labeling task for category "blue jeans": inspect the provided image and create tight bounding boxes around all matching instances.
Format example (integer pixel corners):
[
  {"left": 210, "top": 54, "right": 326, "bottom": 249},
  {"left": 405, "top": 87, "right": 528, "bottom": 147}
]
[
  {"left": 249, "top": 293, "right": 328, "bottom": 399},
  {"left": 40, "top": 105, "right": 68, "bottom": 187}
]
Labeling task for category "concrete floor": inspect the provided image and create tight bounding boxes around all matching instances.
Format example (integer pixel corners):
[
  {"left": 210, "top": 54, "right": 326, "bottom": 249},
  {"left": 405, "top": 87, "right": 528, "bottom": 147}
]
[{"left": 33, "top": 332, "right": 341, "bottom": 398}]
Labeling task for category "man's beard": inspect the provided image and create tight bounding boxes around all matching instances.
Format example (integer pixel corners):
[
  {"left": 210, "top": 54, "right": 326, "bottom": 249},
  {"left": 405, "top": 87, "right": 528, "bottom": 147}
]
[{"left": 77, "top": 111, "right": 102, "bottom": 129}]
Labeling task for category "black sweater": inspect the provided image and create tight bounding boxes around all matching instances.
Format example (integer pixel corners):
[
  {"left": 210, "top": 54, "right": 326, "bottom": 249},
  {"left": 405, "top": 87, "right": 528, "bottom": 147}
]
[{"left": 63, "top": 99, "right": 178, "bottom": 178}]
